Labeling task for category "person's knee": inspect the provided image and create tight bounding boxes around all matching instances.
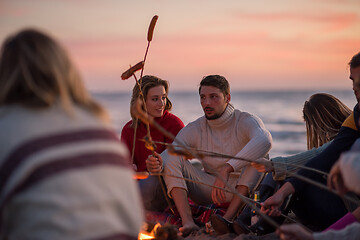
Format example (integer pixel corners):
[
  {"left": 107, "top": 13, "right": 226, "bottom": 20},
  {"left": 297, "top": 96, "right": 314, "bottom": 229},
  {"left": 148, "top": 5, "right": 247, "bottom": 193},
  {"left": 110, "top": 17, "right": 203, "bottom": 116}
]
[{"left": 139, "top": 176, "right": 167, "bottom": 211}]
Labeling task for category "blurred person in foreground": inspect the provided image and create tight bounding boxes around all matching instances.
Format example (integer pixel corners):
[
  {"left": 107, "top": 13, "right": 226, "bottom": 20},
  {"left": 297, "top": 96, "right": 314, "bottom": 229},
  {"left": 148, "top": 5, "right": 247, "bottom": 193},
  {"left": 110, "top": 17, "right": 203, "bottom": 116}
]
[{"left": 0, "top": 29, "right": 143, "bottom": 239}]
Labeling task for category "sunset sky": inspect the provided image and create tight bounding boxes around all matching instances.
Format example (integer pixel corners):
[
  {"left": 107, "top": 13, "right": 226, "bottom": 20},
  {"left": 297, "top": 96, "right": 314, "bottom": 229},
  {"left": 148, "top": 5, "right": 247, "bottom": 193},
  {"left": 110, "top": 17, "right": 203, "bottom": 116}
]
[{"left": 1, "top": 0, "right": 360, "bottom": 92}]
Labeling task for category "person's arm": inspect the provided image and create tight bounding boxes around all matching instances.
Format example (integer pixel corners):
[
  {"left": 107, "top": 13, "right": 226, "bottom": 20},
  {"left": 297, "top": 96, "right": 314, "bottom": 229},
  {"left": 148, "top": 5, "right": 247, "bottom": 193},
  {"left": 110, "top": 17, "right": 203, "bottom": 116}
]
[
  {"left": 271, "top": 141, "right": 332, "bottom": 181},
  {"left": 328, "top": 142, "right": 360, "bottom": 195},
  {"left": 262, "top": 182, "right": 295, "bottom": 216},
  {"left": 313, "top": 223, "right": 360, "bottom": 240},
  {"left": 288, "top": 126, "right": 360, "bottom": 193},
  {"left": 146, "top": 151, "right": 163, "bottom": 173},
  {"left": 227, "top": 115, "right": 272, "bottom": 172},
  {"left": 120, "top": 124, "right": 132, "bottom": 153},
  {"left": 212, "top": 163, "right": 234, "bottom": 204},
  {"left": 120, "top": 124, "right": 135, "bottom": 168}
]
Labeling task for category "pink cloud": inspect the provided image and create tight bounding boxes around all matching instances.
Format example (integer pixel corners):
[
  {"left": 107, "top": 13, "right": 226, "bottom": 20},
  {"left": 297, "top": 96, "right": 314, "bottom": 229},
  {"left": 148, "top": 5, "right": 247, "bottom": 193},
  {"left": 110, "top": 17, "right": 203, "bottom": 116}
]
[
  {"left": 232, "top": 11, "right": 359, "bottom": 32},
  {"left": 61, "top": 26, "right": 359, "bottom": 91}
]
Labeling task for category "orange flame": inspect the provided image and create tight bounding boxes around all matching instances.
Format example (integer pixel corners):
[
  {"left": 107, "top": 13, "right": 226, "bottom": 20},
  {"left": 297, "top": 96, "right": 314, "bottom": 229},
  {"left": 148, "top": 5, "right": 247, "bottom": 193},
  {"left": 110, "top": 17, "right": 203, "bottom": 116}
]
[{"left": 138, "top": 222, "right": 161, "bottom": 240}]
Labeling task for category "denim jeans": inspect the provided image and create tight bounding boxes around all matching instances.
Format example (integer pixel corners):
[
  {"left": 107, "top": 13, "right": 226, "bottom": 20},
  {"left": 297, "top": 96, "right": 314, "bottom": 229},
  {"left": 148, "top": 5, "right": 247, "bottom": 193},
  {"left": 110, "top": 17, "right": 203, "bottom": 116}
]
[{"left": 138, "top": 175, "right": 170, "bottom": 211}]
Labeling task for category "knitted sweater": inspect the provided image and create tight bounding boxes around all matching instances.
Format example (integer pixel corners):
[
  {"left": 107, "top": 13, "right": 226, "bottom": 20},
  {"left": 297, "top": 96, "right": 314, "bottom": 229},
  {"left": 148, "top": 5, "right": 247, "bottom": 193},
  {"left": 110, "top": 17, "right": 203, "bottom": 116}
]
[
  {"left": 121, "top": 110, "right": 184, "bottom": 172},
  {"left": 173, "top": 103, "right": 272, "bottom": 174},
  {"left": 0, "top": 104, "right": 143, "bottom": 240},
  {"left": 272, "top": 141, "right": 331, "bottom": 181}
]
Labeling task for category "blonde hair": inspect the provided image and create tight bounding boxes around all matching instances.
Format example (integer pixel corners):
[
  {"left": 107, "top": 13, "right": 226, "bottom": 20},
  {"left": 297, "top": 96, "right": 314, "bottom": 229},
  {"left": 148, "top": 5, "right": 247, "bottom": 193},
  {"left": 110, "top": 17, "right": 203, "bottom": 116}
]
[
  {"left": 0, "top": 29, "right": 109, "bottom": 122},
  {"left": 303, "top": 93, "right": 351, "bottom": 149},
  {"left": 130, "top": 75, "right": 172, "bottom": 127}
]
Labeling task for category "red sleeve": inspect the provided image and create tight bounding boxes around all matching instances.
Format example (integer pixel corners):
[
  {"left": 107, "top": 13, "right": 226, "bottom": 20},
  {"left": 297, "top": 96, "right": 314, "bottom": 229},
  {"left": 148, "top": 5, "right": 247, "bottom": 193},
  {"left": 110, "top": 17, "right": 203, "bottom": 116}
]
[
  {"left": 120, "top": 121, "right": 133, "bottom": 164},
  {"left": 162, "top": 112, "right": 184, "bottom": 143}
]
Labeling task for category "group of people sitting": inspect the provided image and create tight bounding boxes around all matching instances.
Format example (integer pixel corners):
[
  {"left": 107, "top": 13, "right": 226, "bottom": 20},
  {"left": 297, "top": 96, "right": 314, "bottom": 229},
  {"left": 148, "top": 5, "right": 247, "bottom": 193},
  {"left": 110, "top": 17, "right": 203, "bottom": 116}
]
[
  {"left": 0, "top": 27, "right": 359, "bottom": 240},
  {"left": 122, "top": 51, "right": 360, "bottom": 239}
]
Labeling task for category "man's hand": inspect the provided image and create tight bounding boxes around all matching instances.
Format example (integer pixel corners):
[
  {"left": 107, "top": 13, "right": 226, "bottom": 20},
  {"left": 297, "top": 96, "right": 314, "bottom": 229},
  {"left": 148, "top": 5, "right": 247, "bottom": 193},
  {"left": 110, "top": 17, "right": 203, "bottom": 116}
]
[
  {"left": 146, "top": 152, "right": 163, "bottom": 173},
  {"left": 276, "top": 224, "right": 314, "bottom": 240},
  {"left": 212, "top": 164, "right": 234, "bottom": 204},
  {"left": 328, "top": 161, "right": 348, "bottom": 195},
  {"left": 261, "top": 182, "right": 295, "bottom": 216},
  {"left": 261, "top": 193, "right": 284, "bottom": 216},
  {"left": 251, "top": 158, "right": 274, "bottom": 173}
]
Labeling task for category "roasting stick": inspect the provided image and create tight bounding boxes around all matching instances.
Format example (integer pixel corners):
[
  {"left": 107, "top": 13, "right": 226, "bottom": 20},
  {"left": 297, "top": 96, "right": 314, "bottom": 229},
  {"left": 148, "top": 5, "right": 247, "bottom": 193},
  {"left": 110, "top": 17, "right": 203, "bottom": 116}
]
[
  {"left": 139, "top": 139, "right": 360, "bottom": 207},
  {"left": 150, "top": 172, "right": 306, "bottom": 231},
  {"left": 132, "top": 103, "right": 359, "bottom": 227},
  {"left": 124, "top": 16, "right": 354, "bottom": 233},
  {"left": 121, "top": 15, "right": 175, "bottom": 215},
  {"left": 139, "top": 15, "right": 158, "bottom": 86},
  {"left": 141, "top": 140, "right": 329, "bottom": 178},
  {"left": 131, "top": 99, "right": 309, "bottom": 230}
]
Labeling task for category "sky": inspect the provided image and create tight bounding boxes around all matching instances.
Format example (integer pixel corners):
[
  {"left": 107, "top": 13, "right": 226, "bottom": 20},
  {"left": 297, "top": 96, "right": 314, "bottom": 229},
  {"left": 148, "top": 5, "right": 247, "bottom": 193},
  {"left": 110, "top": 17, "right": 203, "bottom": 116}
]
[{"left": 1, "top": 0, "right": 360, "bottom": 92}]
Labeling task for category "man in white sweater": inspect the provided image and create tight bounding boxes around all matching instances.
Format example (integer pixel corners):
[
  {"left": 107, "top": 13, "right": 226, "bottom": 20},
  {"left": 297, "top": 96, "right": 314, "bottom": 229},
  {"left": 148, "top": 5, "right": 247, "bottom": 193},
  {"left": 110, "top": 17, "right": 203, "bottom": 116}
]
[{"left": 146, "top": 75, "right": 272, "bottom": 236}]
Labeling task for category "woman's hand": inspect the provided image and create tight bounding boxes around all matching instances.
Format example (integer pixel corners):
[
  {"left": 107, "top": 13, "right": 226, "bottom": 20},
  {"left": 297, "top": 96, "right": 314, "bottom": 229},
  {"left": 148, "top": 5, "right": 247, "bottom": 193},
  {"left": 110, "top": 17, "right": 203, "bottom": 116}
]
[
  {"left": 261, "top": 182, "right": 294, "bottom": 216},
  {"left": 146, "top": 152, "right": 163, "bottom": 173},
  {"left": 251, "top": 158, "right": 274, "bottom": 173}
]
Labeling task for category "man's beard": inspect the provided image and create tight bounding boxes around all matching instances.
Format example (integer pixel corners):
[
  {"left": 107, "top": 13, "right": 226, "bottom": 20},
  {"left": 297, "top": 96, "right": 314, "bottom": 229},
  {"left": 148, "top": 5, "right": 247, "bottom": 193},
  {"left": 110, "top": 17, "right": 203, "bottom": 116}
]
[
  {"left": 205, "top": 109, "right": 222, "bottom": 120},
  {"left": 205, "top": 114, "right": 222, "bottom": 120}
]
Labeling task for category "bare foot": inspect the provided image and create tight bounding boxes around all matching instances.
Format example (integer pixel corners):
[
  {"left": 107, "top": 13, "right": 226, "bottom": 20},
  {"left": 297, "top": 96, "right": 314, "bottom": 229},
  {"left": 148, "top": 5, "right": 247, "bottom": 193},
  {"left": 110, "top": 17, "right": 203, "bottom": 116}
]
[{"left": 178, "top": 222, "right": 199, "bottom": 237}]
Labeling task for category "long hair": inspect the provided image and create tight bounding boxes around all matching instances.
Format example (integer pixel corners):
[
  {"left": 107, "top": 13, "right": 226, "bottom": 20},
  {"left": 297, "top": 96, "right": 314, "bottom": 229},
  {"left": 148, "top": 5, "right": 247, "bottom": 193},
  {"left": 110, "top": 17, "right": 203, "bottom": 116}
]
[
  {"left": 303, "top": 93, "right": 351, "bottom": 149},
  {"left": 130, "top": 75, "right": 172, "bottom": 127},
  {"left": 0, "top": 29, "right": 109, "bottom": 122}
]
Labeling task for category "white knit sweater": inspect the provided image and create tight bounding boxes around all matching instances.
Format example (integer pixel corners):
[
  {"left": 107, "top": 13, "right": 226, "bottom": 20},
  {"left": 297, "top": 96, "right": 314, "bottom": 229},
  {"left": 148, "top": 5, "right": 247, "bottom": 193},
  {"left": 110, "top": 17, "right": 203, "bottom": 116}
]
[{"left": 174, "top": 103, "right": 272, "bottom": 174}]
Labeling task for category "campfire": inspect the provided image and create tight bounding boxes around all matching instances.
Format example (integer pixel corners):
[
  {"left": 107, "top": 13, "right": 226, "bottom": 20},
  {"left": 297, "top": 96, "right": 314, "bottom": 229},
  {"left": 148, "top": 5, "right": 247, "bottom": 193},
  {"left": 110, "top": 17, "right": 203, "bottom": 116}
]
[
  {"left": 138, "top": 222, "right": 181, "bottom": 240},
  {"left": 138, "top": 222, "right": 161, "bottom": 240}
]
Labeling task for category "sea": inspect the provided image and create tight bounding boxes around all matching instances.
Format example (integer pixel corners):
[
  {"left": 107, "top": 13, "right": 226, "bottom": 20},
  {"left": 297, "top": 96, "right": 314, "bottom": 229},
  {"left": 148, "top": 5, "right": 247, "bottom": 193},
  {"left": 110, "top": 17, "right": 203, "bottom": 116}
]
[{"left": 92, "top": 90, "right": 355, "bottom": 158}]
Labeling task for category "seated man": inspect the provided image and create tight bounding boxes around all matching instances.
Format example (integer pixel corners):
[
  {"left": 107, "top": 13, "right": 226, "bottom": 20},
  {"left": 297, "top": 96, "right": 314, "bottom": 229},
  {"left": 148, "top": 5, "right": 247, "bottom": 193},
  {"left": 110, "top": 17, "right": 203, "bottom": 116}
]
[{"left": 146, "top": 75, "right": 272, "bottom": 236}]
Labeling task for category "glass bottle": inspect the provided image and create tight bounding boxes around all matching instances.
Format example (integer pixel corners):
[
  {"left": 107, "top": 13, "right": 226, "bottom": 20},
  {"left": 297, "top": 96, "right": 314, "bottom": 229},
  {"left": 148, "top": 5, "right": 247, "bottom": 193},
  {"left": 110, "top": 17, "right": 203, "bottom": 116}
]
[{"left": 251, "top": 190, "right": 260, "bottom": 225}]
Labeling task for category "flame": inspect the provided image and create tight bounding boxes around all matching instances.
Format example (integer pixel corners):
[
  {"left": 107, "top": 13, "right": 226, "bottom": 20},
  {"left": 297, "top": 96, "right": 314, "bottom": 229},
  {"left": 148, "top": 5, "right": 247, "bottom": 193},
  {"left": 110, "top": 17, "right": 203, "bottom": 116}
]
[{"left": 138, "top": 223, "right": 161, "bottom": 240}]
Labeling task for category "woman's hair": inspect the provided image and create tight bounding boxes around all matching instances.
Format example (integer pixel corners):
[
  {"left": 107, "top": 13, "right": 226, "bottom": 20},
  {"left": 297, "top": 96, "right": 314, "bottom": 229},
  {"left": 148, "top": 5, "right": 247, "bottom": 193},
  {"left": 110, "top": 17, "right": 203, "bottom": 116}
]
[
  {"left": 130, "top": 75, "right": 172, "bottom": 127},
  {"left": 303, "top": 93, "right": 351, "bottom": 149},
  {"left": 0, "top": 29, "right": 109, "bottom": 122}
]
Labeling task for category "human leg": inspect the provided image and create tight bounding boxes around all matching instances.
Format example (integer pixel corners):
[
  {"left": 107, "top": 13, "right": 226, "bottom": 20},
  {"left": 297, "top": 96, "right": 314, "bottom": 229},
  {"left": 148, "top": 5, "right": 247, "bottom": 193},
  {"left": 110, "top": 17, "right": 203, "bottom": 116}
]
[
  {"left": 171, "top": 187, "right": 199, "bottom": 236},
  {"left": 232, "top": 172, "right": 279, "bottom": 235},
  {"left": 138, "top": 175, "right": 168, "bottom": 211},
  {"left": 211, "top": 166, "right": 263, "bottom": 234},
  {"left": 162, "top": 152, "right": 214, "bottom": 235}
]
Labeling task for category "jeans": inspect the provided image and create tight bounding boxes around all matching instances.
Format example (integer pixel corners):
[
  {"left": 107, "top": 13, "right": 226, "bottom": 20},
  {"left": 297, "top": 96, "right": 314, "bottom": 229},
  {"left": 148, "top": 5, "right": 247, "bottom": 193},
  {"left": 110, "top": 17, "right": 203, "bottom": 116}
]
[{"left": 138, "top": 175, "right": 169, "bottom": 211}]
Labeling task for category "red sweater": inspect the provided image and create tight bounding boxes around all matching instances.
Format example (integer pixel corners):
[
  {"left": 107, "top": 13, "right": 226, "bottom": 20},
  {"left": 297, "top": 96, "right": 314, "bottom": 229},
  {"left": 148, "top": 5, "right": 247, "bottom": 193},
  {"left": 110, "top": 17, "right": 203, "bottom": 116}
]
[{"left": 121, "top": 110, "right": 184, "bottom": 172}]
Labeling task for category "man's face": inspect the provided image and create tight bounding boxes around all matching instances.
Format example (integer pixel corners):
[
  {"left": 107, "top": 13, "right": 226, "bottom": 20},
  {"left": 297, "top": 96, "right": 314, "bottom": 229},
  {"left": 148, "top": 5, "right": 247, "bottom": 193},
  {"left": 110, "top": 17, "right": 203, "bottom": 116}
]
[
  {"left": 350, "top": 66, "right": 360, "bottom": 103},
  {"left": 200, "top": 85, "right": 230, "bottom": 120}
]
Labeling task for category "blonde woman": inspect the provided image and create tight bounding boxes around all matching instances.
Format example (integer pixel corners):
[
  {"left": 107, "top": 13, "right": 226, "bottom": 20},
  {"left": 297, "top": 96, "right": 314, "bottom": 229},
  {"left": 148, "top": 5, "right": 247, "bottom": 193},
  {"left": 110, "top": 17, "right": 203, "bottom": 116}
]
[
  {"left": 252, "top": 93, "right": 352, "bottom": 180},
  {"left": 121, "top": 75, "right": 184, "bottom": 211},
  {"left": 121, "top": 75, "right": 184, "bottom": 172},
  {"left": 0, "top": 29, "right": 143, "bottom": 239}
]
